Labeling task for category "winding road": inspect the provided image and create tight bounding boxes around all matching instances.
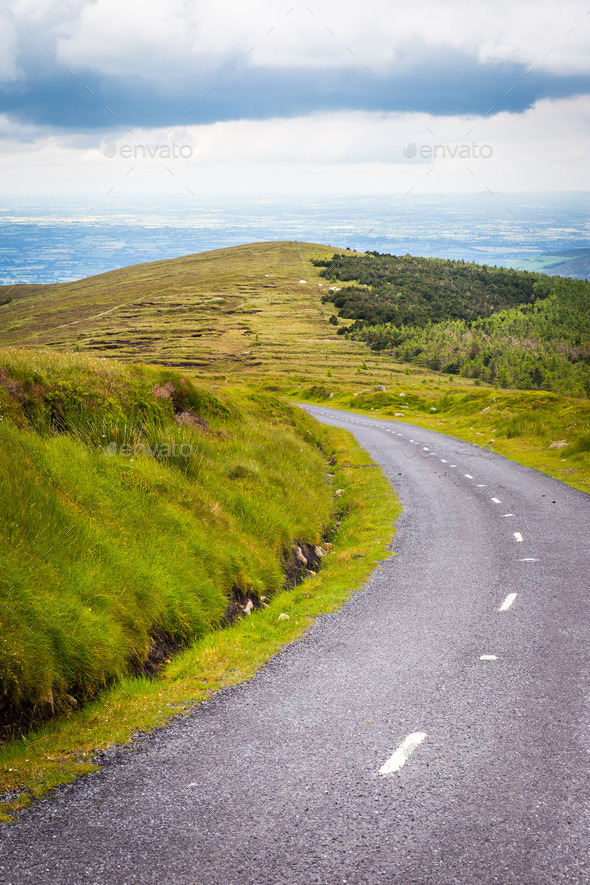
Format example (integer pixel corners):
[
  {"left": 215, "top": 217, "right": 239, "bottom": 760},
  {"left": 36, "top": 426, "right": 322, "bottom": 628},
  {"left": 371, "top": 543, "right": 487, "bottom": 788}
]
[{"left": 1, "top": 406, "right": 589, "bottom": 884}]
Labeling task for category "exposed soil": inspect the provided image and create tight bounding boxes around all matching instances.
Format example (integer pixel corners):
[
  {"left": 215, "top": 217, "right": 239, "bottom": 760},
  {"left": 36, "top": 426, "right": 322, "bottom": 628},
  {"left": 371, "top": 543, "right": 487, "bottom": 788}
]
[
  {"left": 132, "top": 631, "right": 185, "bottom": 679},
  {"left": 174, "top": 411, "right": 210, "bottom": 431},
  {"left": 0, "top": 691, "right": 78, "bottom": 745},
  {"left": 283, "top": 541, "right": 323, "bottom": 589},
  {"left": 222, "top": 588, "right": 264, "bottom": 628},
  {"left": 221, "top": 540, "right": 327, "bottom": 626}
]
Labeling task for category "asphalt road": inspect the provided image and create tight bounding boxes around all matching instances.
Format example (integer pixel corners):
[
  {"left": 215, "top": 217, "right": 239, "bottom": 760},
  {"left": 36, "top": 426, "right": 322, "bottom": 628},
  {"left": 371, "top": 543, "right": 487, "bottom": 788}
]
[{"left": 1, "top": 406, "right": 589, "bottom": 885}]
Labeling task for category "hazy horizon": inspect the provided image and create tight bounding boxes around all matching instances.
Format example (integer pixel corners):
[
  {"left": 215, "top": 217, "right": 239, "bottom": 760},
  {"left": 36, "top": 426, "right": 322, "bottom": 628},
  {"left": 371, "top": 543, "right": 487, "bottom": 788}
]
[{"left": 1, "top": 192, "right": 588, "bottom": 285}]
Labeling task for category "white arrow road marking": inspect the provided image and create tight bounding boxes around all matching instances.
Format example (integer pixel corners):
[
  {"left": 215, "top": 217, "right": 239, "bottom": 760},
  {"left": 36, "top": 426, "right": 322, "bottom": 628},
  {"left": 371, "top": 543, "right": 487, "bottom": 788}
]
[
  {"left": 480, "top": 654, "right": 498, "bottom": 661},
  {"left": 379, "top": 732, "right": 427, "bottom": 776},
  {"left": 513, "top": 532, "right": 523, "bottom": 542},
  {"left": 499, "top": 593, "right": 517, "bottom": 611}
]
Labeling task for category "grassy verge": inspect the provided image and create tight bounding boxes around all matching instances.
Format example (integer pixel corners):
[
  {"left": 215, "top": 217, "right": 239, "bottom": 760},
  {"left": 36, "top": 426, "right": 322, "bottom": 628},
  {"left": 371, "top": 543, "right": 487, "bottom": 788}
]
[
  {"left": 0, "top": 424, "right": 399, "bottom": 821},
  {"left": 0, "top": 348, "right": 339, "bottom": 722}
]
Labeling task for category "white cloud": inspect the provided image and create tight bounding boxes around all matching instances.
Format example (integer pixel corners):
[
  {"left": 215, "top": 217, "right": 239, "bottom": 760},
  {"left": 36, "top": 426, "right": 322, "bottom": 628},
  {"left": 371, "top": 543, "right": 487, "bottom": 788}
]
[
  {"left": 6, "top": 0, "right": 590, "bottom": 86},
  {"left": 0, "top": 95, "right": 588, "bottom": 194}
]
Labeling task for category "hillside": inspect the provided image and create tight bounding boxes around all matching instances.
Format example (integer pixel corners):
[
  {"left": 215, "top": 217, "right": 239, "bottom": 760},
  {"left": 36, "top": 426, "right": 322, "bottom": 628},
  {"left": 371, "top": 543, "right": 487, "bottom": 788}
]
[
  {"left": 0, "top": 242, "right": 534, "bottom": 389},
  {"left": 317, "top": 251, "right": 590, "bottom": 396},
  {"left": 1, "top": 241, "right": 589, "bottom": 493},
  {"left": 0, "top": 242, "right": 365, "bottom": 381},
  {"left": 315, "top": 251, "right": 541, "bottom": 325}
]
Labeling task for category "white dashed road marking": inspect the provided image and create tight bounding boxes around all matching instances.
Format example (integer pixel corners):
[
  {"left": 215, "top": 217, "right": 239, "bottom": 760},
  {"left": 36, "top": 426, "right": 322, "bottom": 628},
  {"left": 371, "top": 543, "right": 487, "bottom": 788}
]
[
  {"left": 519, "top": 558, "right": 540, "bottom": 562},
  {"left": 480, "top": 655, "right": 498, "bottom": 661},
  {"left": 491, "top": 497, "right": 501, "bottom": 503},
  {"left": 465, "top": 474, "right": 473, "bottom": 479},
  {"left": 499, "top": 593, "right": 517, "bottom": 611},
  {"left": 500, "top": 513, "right": 514, "bottom": 518},
  {"left": 379, "top": 733, "right": 427, "bottom": 776}
]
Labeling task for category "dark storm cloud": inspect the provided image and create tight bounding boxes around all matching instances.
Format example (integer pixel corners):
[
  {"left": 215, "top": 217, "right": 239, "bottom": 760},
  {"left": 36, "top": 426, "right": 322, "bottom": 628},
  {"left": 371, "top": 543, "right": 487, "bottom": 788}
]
[{"left": 1, "top": 46, "right": 589, "bottom": 132}]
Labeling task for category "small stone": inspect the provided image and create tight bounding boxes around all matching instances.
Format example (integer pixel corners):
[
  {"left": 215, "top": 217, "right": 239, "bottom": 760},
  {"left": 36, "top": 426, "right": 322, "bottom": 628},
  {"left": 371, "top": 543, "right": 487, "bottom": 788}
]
[
  {"left": 278, "top": 613, "right": 290, "bottom": 621},
  {"left": 294, "top": 546, "right": 308, "bottom": 565},
  {"left": 242, "top": 600, "right": 254, "bottom": 615},
  {"left": 549, "top": 440, "right": 568, "bottom": 449}
]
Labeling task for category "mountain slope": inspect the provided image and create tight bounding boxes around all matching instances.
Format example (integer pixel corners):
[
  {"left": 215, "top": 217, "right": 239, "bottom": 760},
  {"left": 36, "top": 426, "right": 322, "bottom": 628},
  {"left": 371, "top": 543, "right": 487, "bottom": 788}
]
[
  {"left": 0, "top": 242, "right": 364, "bottom": 379},
  {"left": 1, "top": 241, "right": 588, "bottom": 492}
]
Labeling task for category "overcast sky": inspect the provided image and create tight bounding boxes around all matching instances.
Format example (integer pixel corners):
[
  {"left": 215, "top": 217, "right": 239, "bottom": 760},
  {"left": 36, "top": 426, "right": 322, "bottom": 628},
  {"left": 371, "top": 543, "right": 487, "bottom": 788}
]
[{"left": 0, "top": 0, "right": 589, "bottom": 195}]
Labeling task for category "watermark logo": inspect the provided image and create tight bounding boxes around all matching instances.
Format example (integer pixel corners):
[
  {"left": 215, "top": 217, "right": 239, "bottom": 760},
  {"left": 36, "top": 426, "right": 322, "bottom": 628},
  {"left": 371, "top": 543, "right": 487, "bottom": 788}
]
[
  {"left": 403, "top": 142, "right": 493, "bottom": 159},
  {"left": 103, "top": 142, "right": 194, "bottom": 160},
  {"left": 103, "top": 441, "right": 194, "bottom": 458}
]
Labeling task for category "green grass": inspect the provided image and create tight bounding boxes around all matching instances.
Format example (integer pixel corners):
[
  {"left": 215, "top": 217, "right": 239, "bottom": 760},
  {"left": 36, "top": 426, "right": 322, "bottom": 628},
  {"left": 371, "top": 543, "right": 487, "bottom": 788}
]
[
  {"left": 0, "top": 349, "right": 337, "bottom": 723},
  {"left": 0, "top": 424, "right": 399, "bottom": 821}
]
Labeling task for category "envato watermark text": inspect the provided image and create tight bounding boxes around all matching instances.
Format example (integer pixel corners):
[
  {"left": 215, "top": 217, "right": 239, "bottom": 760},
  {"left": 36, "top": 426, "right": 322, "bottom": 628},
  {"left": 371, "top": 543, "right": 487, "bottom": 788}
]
[
  {"left": 103, "top": 441, "right": 193, "bottom": 458},
  {"left": 103, "top": 142, "right": 194, "bottom": 160},
  {"left": 403, "top": 142, "right": 493, "bottom": 159}
]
